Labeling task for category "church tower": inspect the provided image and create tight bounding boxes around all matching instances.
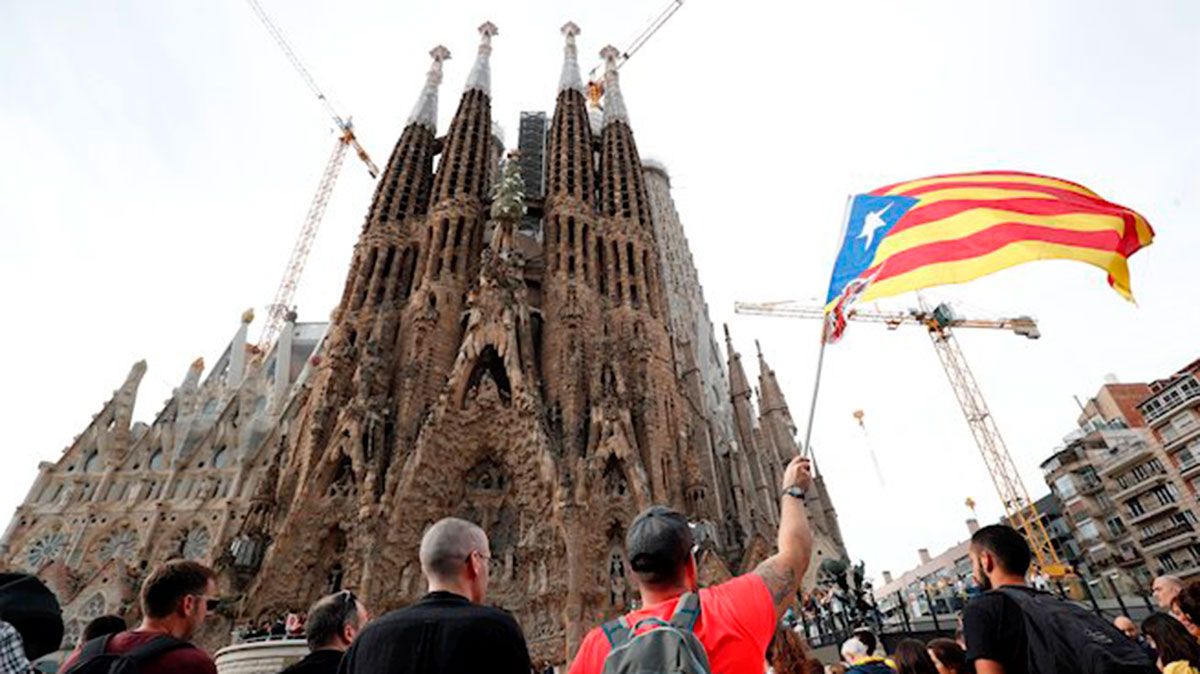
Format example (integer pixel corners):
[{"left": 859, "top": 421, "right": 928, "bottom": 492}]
[
  {"left": 541, "top": 22, "right": 601, "bottom": 459},
  {"left": 242, "top": 42, "right": 460, "bottom": 614}
]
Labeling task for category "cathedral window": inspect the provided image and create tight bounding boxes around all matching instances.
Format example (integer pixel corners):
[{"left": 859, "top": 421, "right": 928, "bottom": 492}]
[
  {"left": 628, "top": 239, "right": 638, "bottom": 305},
  {"left": 603, "top": 456, "right": 628, "bottom": 497},
  {"left": 202, "top": 398, "right": 217, "bottom": 416},
  {"left": 77, "top": 593, "right": 106, "bottom": 629},
  {"left": 643, "top": 250, "right": 657, "bottom": 316},
  {"left": 612, "top": 241, "right": 623, "bottom": 303},
  {"left": 149, "top": 449, "right": 166, "bottom": 471},
  {"left": 181, "top": 526, "right": 211, "bottom": 560},
  {"left": 24, "top": 530, "right": 68, "bottom": 569},
  {"left": 212, "top": 446, "right": 229, "bottom": 470},
  {"left": 597, "top": 238, "right": 608, "bottom": 296},
  {"left": 83, "top": 451, "right": 101, "bottom": 474},
  {"left": 97, "top": 527, "right": 138, "bottom": 562},
  {"left": 376, "top": 246, "right": 396, "bottom": 304},
  {"left": 581, "top": 223, "right": 589, "bottom": 282},
  {"left": 254, "top": 396, "right": 267, "bottom": 415},
  {"left": 355, "top": 247, "right": 378, "bottom": 310},
  {"left": 464, "top": 346, "right": 512, "bottom": 407}
]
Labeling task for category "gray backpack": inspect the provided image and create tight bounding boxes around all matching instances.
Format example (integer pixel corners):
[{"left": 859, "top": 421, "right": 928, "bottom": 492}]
[{"left": 600, "top": 592, "right": 712, "bottom": 674}]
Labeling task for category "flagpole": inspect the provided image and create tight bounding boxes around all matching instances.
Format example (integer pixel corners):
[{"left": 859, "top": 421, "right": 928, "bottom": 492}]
[
  {"left": 800, "top": 327, "right": 828, "bottom": 459},
  {"left": 801, "top": 194, "right": 855, "bottom": 459}
]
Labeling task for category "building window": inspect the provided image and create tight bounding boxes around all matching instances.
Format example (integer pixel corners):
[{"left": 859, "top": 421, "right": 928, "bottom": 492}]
[
  {"left": 1054, "top": 475, "right": 1078, "bottom": 500},
  {"left": 1129, "top": 499, "right": 1146, "bottom": 517},
  {"left": 1077, "top": 518, "right": 1101, "bottom": 542},
  {"left": 1106, "top": 517, "right": 1126, "bottom": 537},
  {"left": 1150, "top": 483, "right": 1179, "bottom": 506}
]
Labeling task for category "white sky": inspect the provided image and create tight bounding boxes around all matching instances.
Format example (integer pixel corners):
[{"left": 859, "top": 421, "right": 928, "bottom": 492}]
[{"left": 2, "top": 0, "right": 1197, "bottom": 583}]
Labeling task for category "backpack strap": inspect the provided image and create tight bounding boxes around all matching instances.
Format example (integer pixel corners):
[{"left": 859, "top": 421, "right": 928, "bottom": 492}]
[
  {"left": 77, "top": 635, "right": 113, "bottom": 662},
  {"left": 669, "top": 592, "right": 701, "bottom": 632},
  {"left": 602, "top": 618, "right": 633, "bottom": 649},
  {"left": 126, "top": 635, "right": 192, "bottom": 664}
]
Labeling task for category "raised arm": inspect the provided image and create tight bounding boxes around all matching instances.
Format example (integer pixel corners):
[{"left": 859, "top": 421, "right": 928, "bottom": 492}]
[{"left": 753, "top": 455, "right": 814, "bottom": 618}]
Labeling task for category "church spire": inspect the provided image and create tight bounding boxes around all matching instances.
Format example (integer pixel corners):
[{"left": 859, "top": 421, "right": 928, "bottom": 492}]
[
  {"left": 464, "top": 22, "right": 498, "bottom": 95},
  {"left": 597, "top": 44, "right": 651, "bottom": 230},
  {"left": 599, "top": 45, "right": 629, "bottom": 126},
  {"left": 558, "top": 22, "right": 584, "bottom": 93},
  {"left": 406, "top": 45, "right": 450, "bottom": 131},
  {"left": 366, "top": 45, "right": 449, "bottom": 227}
]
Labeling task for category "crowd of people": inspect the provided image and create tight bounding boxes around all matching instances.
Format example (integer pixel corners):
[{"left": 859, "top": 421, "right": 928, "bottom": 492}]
[{"left": 5, "top": 454, "right": 1200, "bottom": 673}]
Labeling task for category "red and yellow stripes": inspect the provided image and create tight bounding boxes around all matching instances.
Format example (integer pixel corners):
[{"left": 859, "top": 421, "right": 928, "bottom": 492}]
[{"left": 859, "top": 171, "right": 1153, "bottom": 302}]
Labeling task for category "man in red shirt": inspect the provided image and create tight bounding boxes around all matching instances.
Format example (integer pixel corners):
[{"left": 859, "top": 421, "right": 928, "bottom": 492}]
[
  {"left": 60, "top": 560, "right": 219, "bottom": 674},
  {"left": 569, "top": 455, "right": 814, "bottom": 674}
]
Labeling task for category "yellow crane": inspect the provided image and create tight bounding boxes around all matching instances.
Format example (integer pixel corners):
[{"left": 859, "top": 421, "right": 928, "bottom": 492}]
[
  {"left": 733, "top": 299, "right": 1070, "bottom": 578},
  {"left": 586, "top": 0, "right": 685, "bottom": 107},
  {"left": 245, "top": 0, "right": 380, "bottom": 351}
]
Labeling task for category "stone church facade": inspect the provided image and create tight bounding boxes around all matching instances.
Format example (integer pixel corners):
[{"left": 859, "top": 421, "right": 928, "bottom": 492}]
[{"left": 1, "top": 23, "right": 846, "bottom": 664}]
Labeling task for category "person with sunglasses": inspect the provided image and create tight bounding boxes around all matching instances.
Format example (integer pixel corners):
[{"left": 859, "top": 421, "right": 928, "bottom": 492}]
[
  {"left": 60, "top": 560, "right": 218, "bottom": 674},
  {"left": 277, "top": 591, "right": 368, "bottom": 674},
  {"left": 339, "top": 517, "right": 532, "bottom": 674}
]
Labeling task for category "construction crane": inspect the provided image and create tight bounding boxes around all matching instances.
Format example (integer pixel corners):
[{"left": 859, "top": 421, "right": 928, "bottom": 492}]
[
  {"left": 734, "top": 299, "right": 1070, "bottom": 578},
  {"left": 246, "top": 0, "right": 380, "bottom": 350},
  {"left": 586, "top": 0, "right": 685, "bottom": 107}
]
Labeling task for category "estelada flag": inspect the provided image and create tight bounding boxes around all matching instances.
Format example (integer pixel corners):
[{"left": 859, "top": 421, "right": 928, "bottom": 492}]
[{"left": 822, "top": 171, "right": 1155, "bottom": 343}]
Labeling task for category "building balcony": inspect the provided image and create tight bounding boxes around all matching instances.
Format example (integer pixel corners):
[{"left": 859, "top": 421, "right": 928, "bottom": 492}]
[
  {"left": 1164, "top": 425, "right": 1200, "bottom": 453},
  {"left": 1101, "top": 445, "right": 1154, "bottom": 476},
  {"left": 1157, "top": 553, "right": 1200, "bottom": 579},
  {"left": 1078, "top": 479, "right": 1105, "bottom": 496},
  {"left": 1145, "top": 378, "right": 1200, "bottom": 425},
  {"left": 1116, "top": 549, "right": 1144, "bottom": 568},
  {"left": 1112, "top": 473, "right": 1168, "bottom": 502},
  {"left": 1179, "top": 458, "right": 1200, "bottom": 480},
  {"left": 1129, "top": 501, "right": 1181, "bottom": 525},
  {"left": 1140, "top": 523, "right": 1198, "bottom": 555}
]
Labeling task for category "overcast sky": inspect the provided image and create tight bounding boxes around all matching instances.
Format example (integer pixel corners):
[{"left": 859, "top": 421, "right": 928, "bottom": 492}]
[{"left": 2, "top": 0, "right": 1197, "bottom": 583}]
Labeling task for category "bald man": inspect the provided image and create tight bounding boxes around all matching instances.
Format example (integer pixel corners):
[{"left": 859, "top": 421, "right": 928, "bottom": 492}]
[
  {"left": 1114, "top": 615, "right": 1156, "bottom": 660},
  {"left": 1113, "top": 616, "right": 1138, "bottom": 639},
  {"left": 338, "top": 518, "right": 531, "bottom": 674}
]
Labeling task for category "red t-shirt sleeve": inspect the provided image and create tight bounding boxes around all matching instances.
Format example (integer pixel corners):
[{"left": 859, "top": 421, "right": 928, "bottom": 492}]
[
  {"left": 709, "top": 573, "right": 777, "bottom": 654},
  {"left": 568, "top": 627, "right": 610, "bottom": 674}
]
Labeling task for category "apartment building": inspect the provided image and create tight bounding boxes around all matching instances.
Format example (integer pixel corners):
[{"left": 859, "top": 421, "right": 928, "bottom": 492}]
[
  {"left": 1136, "top": 359, "right": 1200, "bottom": 578},
  {"left": 1041, "top": 376, "right": 1200, "bottom": 591}
]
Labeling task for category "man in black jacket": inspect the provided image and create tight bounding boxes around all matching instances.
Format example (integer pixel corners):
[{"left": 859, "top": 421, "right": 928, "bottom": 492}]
[
  {"left": 338, "top": 517, "right": 531, "bottom": 674},
  {"left": 279, "top": 591, "right": 368, "bottom": 674}
]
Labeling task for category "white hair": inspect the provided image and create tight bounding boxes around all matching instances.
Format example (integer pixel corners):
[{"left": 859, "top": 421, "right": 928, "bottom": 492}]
[
  {"left": 841, "top": 637, "right": 869, "bottom": 663},
  {"left": 419, "top": 517, "right": 487, "bottom": 581}
]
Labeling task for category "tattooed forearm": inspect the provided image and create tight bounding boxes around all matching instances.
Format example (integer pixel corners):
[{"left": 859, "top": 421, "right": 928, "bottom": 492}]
[{"left": 754, "top": 558, "right": 798, "bottom": 608}]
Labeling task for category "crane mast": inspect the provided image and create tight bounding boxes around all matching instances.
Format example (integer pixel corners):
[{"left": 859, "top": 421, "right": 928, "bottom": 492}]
[
  {"left": 257, "top": 130, "right": 351, "bottom": 350},
  {"left": 733, "top": 300, "right": 1069, "bottom": 577},
  {"left": 245, "top": 0, "right": 379, "bottom": 351}
]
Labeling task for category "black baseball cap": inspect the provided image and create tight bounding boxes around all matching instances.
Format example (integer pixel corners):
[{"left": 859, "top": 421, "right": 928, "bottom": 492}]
[{"left": 626, "top": 506, "right": 694, "bottom": 587}]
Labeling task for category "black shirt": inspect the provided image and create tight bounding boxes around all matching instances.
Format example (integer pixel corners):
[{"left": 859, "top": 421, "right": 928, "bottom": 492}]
[
  {"left": 280, "top": 649, "right": 344, "bottom": 674},
  {"left": 338, "top": 591, "right": 531, "bottom": 674},
  {"left": 963, "top": 585, "right": 1030, "bottom": 674}
]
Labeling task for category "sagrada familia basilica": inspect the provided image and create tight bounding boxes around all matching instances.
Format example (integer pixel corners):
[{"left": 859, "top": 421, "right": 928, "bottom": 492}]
[{"left": 1, "top": 23, "right": 847, "bottom": 663}]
